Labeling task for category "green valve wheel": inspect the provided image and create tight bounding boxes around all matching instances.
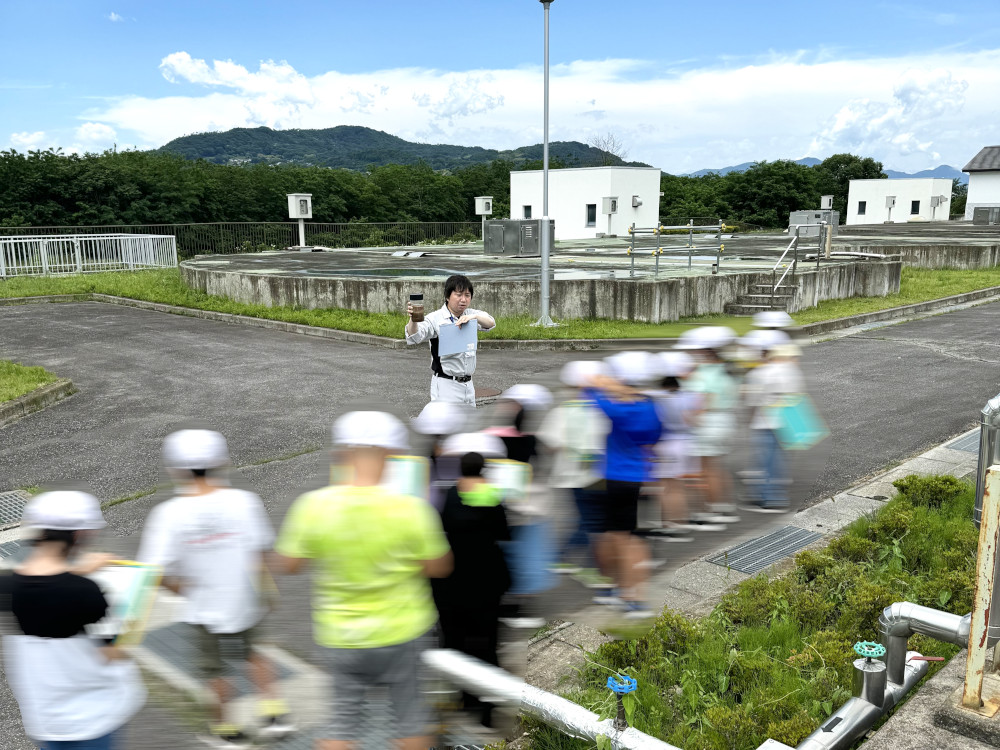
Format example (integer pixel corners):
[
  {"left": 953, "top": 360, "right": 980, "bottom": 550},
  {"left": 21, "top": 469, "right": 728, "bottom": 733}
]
[{"left": 854, "top": 641, "right": 886, "bottom": 659}]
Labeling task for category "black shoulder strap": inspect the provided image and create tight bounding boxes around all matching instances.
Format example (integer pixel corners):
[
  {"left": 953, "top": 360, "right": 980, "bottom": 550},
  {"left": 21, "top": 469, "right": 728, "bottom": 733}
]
[{"left": 430, "top": 336, "right": 443, "bottom": 375}]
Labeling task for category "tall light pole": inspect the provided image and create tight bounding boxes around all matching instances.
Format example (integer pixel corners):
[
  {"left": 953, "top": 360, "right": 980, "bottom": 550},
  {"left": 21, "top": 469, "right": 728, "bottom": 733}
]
[{"left": 534, "top": 0, "right": 557, "bottom": 327}]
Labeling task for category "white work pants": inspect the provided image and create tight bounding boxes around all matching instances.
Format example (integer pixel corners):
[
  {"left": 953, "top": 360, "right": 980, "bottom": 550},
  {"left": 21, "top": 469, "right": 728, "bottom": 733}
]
[{"left": 430, "top": 375, "right": 476, "bottom": 407}]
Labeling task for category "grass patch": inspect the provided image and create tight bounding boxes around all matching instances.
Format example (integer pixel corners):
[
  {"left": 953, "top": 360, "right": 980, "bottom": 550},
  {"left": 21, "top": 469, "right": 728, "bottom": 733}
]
[
  {"left": 0, "top": 360, "right": 59, "bottom": 403},
  {"left": 525, "top": 474, "right": 976, "bottom": 750},
  {"left": 792, "top": 266, "right": 1000, "bottom": 325},
  {"left": 4, "top": 266, "right": 1000, "bottom": 340}
]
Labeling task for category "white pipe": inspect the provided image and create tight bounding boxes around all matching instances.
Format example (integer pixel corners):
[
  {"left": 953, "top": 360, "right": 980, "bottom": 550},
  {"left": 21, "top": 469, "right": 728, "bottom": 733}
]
[{"left": 422, "top": 649, "right": 680, "bottom": 750}]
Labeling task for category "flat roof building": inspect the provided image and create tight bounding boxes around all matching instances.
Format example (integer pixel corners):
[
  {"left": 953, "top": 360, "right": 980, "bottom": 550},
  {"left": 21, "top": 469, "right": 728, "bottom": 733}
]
[
  {"left": 509, "top": 166, "right": 661, "bottom": 240},
  {"left": 846, "top": 178, "right": 952, "bottom": 225}
]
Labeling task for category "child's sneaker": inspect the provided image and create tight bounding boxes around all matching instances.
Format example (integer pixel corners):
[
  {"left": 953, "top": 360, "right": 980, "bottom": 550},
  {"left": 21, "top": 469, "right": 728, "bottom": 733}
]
[
  {"left": 258, "top": 699, "right": 296, "bottom": 739},
  {"left": 572, "top": 568, "right": 616, "bottom": 589},
  {"left": 199, "top": 723, "right": 252, "bottom": 748},
  {"left": 592, "top": 588, "right": 623, "bottom": 606},
  {"left": 548, "top": 562, "right": 582, "bottom": 574}
]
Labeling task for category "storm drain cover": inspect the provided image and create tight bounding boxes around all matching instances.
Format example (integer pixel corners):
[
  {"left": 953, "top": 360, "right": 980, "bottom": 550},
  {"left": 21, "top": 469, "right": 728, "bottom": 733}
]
[
  {"left": 0, "top": 540, "right": 23, "bottom": 560},
  {"left": 709, "top": 525, "right": 823, "bottom": 575},
  {"left": 948, "top": 432, "right": 980, "bottom": 454},
  {"left": 0, "top": 490, "right": 29, "bottom": 528}
]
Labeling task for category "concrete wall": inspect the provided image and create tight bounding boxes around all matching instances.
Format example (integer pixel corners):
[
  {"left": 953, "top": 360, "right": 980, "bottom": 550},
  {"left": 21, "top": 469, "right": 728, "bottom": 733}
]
[
  {"left": 846, "top": 178, "right": 953, "bottom": 225},
  {"left": 846, "top": 244, "right": 1000, "bottom": 270},
  {"left": 182, "top": 260, "right": 901, "bottom": 324},
  {"left": 510, "top": 167, "right": 661, "bottom": 240},
  {"left": 965, "top": 172, "right": 1000, "bottom": 220}
]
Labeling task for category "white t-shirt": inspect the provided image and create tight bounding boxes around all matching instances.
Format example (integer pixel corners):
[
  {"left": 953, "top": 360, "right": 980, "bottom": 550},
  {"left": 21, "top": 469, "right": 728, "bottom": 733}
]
[
  {"left": 4, "top": 634, "right": 145, "bottom": 742},
  {"left": 745, "top": 360, "right": 805, "bottom": 431},
  {"left": 138, "top": 487, "right": 274, "bottom": 634},
  {"left": 537, "top": 399, "right": 610, "bottom": 489}
]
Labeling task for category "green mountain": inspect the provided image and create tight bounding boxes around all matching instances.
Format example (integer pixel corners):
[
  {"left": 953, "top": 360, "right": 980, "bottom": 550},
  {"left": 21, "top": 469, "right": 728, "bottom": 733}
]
[{"left": 157, "top": 125, "right": 650, "bottom": 171}]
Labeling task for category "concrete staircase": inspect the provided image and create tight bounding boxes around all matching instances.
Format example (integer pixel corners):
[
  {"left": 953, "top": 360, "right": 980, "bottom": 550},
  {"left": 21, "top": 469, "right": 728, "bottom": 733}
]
[{"left": 725, "top": 283, "right": 797, "bottom": 316}]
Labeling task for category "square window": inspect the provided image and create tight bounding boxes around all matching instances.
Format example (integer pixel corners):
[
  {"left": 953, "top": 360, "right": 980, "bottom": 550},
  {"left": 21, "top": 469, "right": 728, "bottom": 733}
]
[
  {"left": 858, "top": 201, "right": 866, "bottom": 215},
  {"left": 586, "top": 204, "right": 597, "bottom": 227},
  {"left": 523, "top": 205, "right": 532, "bottom": 219},
  {"left": 911, "top": 200, "right": 920, "bottom": 215}
]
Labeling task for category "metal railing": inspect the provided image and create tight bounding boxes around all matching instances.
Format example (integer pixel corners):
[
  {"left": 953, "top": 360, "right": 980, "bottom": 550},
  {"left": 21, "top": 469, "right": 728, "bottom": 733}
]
[
  {"left": 0, "top": 222, "right": 483, "bottom": 259},
  {"left": 770, "top": 226, "right": 804, "bottom": 307},
  {"left": 628, "top": 220, "right": 728, "bottom": 276},
  {"left": 0, "top": 234, "right": 177, "bottom": 277}
]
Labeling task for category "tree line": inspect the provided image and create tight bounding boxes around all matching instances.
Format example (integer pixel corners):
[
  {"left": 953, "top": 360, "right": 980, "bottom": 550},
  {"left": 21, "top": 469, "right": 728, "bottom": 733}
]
[{"left": 0, "top": 148, "right": 888, "bottom": 230}]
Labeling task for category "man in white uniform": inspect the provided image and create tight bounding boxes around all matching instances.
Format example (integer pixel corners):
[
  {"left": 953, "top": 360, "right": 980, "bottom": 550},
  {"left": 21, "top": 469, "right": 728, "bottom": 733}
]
[{"left": 405, "top": 274, "right": 496, "bottom": 406}]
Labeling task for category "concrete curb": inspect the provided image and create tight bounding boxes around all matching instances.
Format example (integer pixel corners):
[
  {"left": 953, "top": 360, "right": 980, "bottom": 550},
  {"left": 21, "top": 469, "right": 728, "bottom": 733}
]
[
  {"left": 795, "top": 286, "right": 1000, "bottom": 337},
  {"left": 0, "top": 378, "right": 75, "bottom": 429},
  {"left": 5, "top": 286, "right": 1000, "bottom": 351}
]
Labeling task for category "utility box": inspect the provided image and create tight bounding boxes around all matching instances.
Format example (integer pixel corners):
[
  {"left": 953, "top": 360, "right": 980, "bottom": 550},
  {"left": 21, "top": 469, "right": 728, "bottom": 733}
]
[
  {"left": 821, "top": 195, "right": 833, "bottom": 210},
  {"left": 483, "top": 219, "right": 555, "bottom": 257},
  {"left": 973, "top": 207, "right": 1000, "bottom": 225},
  {"left": 287, "top": 193, "right": 312, "bottom": 219},
  {"left": 602, "top": 196, "right": 619, "bottom": 214},
  {"left": 788, "top": 210, "right": 839, "bottom": 238},
  {"left": 475, "top": 196, "right": 494, "bottom": 215}
]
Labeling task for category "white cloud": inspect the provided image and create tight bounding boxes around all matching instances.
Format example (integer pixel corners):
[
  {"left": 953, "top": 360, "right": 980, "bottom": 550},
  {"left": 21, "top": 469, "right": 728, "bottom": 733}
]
[
  {"left": 9, "top": 131, "right": 50, "bottom": 150},
  {"left": 80, "top": 49, "right": 1000, "bottom": 173},
  {"left": 108, "top": 11, "right": 124, "bottom": 22},
  {"left": 75, "top": 122, "right": 117, "bottom": 145}
]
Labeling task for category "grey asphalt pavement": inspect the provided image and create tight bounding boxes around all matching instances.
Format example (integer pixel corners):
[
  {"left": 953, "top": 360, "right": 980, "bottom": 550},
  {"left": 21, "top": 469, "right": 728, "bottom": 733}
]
[{"left": 2, "top": 299, "right": 1000, "bottom": 749}]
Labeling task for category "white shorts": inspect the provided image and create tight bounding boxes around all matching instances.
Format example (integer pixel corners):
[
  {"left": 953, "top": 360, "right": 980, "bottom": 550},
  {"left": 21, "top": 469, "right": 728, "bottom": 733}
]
[
  {"left": 693, "top": 412, "right": 733, "bottom": 457},
  {"left": 654, "top": 437, "right": 695, "bottom": 480},
  {"left": 430, "top": 375, "right": 476, "bottom": 406}
]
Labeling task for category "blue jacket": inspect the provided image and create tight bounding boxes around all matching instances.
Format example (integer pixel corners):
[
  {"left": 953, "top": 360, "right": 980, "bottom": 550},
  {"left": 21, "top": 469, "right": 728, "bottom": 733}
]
[{"left": 584, "top": 389, "right": 663, "bottom": 482}]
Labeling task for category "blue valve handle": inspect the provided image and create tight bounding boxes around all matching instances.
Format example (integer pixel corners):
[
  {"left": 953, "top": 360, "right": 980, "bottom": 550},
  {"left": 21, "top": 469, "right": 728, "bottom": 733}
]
[
  {"left": 607, "top": 674, "right": 638, "bottom": 695},
  {"left": 854, "top": 641, "right": 886, "bottom": 659}
]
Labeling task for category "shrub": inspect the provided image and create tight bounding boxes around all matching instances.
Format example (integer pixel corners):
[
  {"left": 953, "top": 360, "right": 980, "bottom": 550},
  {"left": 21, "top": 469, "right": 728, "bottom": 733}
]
[
  {"left": 795, "top": 549, "right": 835, "bottom": 582},
  {"left": 892, "top": 474, "right": 967, "bottom": 508},
  {"left": 766, "top": 711, "right": 819, "bottom": 746},
  {"left": 827, "top": 534, "right": 877, "bottom": 562},
  {"left": 838, "top": 579, "right": 896, "bottom": 641}
]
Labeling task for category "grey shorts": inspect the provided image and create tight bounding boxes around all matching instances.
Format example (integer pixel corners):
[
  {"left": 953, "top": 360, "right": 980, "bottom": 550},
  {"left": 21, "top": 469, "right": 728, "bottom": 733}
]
[
  {"left": 194, "top": 623, "right": 261, "bottom": 678},
  {"left": 320, "top": 632, "right": 433, "bottom": 741}
]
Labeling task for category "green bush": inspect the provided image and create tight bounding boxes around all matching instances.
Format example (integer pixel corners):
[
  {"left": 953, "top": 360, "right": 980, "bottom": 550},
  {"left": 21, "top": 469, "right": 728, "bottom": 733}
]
[
  {"left": 892, "top": 474, "right": 967, "bottom": 508},
  {"left": 527, "top": 476, "right": 978, "bottom": 750}
]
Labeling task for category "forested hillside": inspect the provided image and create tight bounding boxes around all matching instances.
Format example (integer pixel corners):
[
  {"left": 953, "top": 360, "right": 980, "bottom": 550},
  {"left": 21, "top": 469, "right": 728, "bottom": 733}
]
[{"left": 158, "top": 125, "right": 648, "bottom": 170}]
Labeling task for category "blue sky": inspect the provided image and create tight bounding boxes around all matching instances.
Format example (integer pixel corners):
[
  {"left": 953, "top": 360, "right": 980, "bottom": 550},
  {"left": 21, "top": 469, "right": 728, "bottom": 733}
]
[{"left": 3, "top": 0, "right": 999, "bottom": 173}]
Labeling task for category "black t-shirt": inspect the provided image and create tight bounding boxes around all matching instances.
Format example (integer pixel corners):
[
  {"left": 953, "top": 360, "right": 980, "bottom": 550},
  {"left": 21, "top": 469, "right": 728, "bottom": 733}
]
[{"left": 0, "top": 571, "right": 107, "bottom": 638}]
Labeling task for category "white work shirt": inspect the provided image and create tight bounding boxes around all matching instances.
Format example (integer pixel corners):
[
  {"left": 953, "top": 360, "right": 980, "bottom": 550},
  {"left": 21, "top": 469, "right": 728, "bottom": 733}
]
[
  {"left": 405, "top": 304, "right": 494, "bottom": 378},
  {"left": 138, "top": 487, "right": 274, "bottom": 634}
]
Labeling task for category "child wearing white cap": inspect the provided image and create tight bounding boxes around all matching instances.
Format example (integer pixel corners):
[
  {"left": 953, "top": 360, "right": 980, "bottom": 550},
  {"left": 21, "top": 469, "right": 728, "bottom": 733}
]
[
  {"left": 0, "top": 491, "right": 145, "bottom": 750},
  {"left": 275, "top": 411, "right": 452, "bottom": 750},
  {"left": 138, "top": 429, "right": 291, "bottom": 747}
]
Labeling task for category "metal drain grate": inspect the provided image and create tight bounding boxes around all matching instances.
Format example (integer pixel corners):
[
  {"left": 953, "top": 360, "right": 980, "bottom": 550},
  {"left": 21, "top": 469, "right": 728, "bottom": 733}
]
[
  {"left": 709, "top": 525, "right": 823, "bottom": 575},
  {"left": 0, "top": 540, "right": 24, "bottom": 560},
  {"left": 947, "top": 432, "right": 980, "bottom": 454},
  {"left": 0, "top": 490, "right": 29, "bottom": 528}
]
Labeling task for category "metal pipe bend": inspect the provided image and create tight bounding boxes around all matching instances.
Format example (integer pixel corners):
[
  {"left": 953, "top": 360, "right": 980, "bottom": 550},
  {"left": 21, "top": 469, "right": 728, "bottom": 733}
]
[{"left": 878, "top": 602, "right": 970, "bottom": 645}]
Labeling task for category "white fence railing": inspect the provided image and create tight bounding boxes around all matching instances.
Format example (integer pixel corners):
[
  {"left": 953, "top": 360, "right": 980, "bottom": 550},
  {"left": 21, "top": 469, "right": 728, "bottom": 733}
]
[{"left": 0, "top": 234, "right": 177, "bottom": 277}]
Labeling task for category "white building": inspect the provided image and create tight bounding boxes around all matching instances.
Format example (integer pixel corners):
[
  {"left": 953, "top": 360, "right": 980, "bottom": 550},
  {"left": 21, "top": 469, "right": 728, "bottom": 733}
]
[
  {"left": 845, "top": 178, "right": 952, "bottom": 225},
  {"left": 963, "top": 146, "right": 1000, "bottom": 220},
  {"left": 509, "top": 166, "right": 661, "bottom": 240}
]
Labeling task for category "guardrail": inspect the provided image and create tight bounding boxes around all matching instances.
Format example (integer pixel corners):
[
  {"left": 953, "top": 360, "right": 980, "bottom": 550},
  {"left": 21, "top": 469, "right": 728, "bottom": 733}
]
[
  {"left": 0, "top": 222, "right": 483, "bottom": 259},
  {"left": 0, "top": 234, "right": 177, "bottom": 277}
]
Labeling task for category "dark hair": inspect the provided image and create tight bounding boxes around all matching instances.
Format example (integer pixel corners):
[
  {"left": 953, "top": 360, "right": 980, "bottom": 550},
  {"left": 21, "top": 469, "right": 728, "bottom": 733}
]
[
  {"left": 660, "top": 376, "right": 680, "bottom": 390},
  {"left": 460, "top": 452, "right": 486, "bottom": 477},
  {"left": 35, "top": 529, "right": 77, "bottom": 552},
  {"left": 190, "top": 468, "right": 208, "bottom": 478},
  {"left": 444, "top": 274, "right": 474, "bottom": 301}
]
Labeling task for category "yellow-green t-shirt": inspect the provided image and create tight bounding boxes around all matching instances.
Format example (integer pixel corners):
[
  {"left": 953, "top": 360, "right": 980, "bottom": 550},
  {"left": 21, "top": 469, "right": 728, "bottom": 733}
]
[{"left": 275, "top": 485, "right": 450, "bottom": 649}]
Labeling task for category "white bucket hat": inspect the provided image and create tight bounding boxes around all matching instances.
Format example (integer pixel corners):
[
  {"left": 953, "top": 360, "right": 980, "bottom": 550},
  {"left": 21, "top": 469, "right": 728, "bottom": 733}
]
[
  {"left": 501, "top": 383, "right": 553, "bottom": 411},
  {"left": 441, "top": 432, "right": 508, "bottom": 458},
  {"left": 753, "top": 310, "right": 794, "bottom": 329},
  {"left": 162, "top": 429, "right": 230, "bottom": 470},
  {"left": 411, "top": 401, "right": 469, "bottom": 436},
  {"left": 22, "top": 491, "right": 106, "bottom": 531},
  {"left": 656, "top": 351, "right": 695, "bottom": 377},
  {"left": 333, "top": 411, "right": 410, "bottom": 451},
  {"left": 559, "top": 360, "right": 609, "bottom": 388}
]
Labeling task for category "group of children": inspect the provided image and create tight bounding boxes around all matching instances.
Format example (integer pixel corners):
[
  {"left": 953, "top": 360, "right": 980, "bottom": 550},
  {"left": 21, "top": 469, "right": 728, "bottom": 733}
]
[{"left": 0, "top": 310, "right": 807, "bottom": 749}]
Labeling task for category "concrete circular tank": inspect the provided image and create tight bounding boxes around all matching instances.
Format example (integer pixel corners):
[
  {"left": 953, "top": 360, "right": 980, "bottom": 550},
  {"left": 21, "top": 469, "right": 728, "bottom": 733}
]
[{"left": 179, "top": 240, "right": 902, "bottom": 323}]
